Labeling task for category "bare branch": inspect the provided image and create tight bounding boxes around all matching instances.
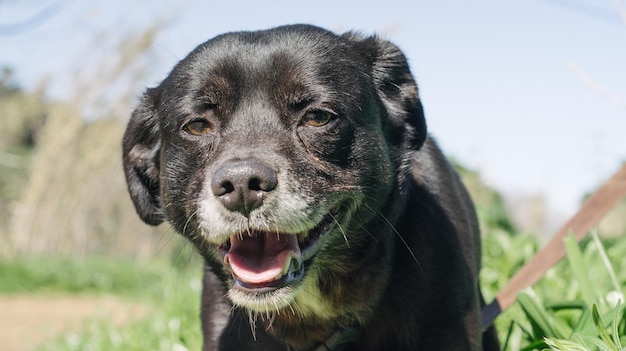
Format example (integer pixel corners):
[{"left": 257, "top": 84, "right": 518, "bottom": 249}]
[
  {"left": 0, "top": 1, "right": 60, "bottom": 35},
  {"left": 615, "top": 0, "right": 626, "bottom": 25},
  {"left": 567, "top": 61, "right": 626, "bottom": 110}
]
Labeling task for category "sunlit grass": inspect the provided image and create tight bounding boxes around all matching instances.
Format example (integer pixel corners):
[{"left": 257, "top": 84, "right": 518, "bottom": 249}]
[
  {"left": 0, "top": 254, "right": 204, "bottom": 350},
  {"left": 482, "top": 231, "right": 626, "bottom": 350},
  {"left": 1, "top": 228, "right": 624, "bottom": 350}
]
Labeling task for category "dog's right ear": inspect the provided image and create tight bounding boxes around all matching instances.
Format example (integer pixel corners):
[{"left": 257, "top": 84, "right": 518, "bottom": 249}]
[{"left": 122, "top": 88, "right": 164, "bottom": 225}]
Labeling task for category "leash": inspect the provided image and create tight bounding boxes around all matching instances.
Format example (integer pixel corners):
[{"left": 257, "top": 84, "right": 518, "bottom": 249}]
[{"left": 482, "top": 163, "right": 626, "bottom": 329}]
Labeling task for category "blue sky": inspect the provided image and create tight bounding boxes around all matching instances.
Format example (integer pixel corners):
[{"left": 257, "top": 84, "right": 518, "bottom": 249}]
[{"left": 1, "top": 0, "right": 625, "bottom": 229}]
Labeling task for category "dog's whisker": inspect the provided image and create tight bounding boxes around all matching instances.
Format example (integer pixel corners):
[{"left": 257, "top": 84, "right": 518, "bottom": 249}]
[
  {"left": 148, "top": 226, "right": 178, "bottom": 262},
  {"left": 264, "top": 311, "right": 276, "bottom": 331},
  {"left": 266, "top": 309, "right": 273, "bottom": 321},
  {"left": 287, "top": 301, "right": 296, "bottom": 316},
  {"left": 272, "top": 301, "right": 281, "bottom": 316},
  {"left": 247, "top": 310, "right": 258, "bottom": 340},
  {"left": 363, "top": 203, "right": 423, "bottom": 270},
  {"left": 325, "top": 185, "right": 359, "bottom": 191},
  {"left": 328, "top": 212, "right": 349, "bottom": 248},
  {"left": 182, "top": 210, "right": 198, "bottom": 238},
  {"left": 228, "top": 303, "right": 237, "bottom": 316}
]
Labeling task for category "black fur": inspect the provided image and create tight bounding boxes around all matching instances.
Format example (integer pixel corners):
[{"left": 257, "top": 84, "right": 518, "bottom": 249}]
[{"left": 122, "top": 24, "right": 499, "bottom": 350}]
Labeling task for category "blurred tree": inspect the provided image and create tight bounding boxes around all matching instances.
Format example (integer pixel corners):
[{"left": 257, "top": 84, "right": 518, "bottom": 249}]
[
  {"left": 0, "top": 69, "right": 48, "bottom": 256},
  {"left": 0, "top": 68, "right": 47, "bottom": 149},
  {"left": 2, "top": 23, "right": 181, "bottom": 260},
  {"left": 0, "top": 67, "right": 19, "bottom": 96},
  {"left": 453, "top": 159, "right": 517, "bottom": 235}
]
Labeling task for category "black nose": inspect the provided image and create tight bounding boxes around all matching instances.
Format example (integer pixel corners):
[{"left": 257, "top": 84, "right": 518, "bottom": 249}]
[{"left": 211, "top": 159, "right": 278, "bottom": 216}]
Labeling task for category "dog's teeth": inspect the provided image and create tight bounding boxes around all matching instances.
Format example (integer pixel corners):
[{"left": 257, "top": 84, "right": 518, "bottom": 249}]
[
  {"left": 278, "top": 252, "right": 302, "bottom": 280},
  {"left": 297, "top": 230, "right": 308, "bottom": 242},
  {"left": 279, "top": 254, "right": 292, "bottom": 278},
  {"left": 292, "top": 255, "right": 302, "bottom": 272}
]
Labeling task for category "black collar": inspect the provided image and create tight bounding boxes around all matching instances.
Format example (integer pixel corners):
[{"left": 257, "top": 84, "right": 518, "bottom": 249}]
[
  {"left": 286, "top": 325, "right": 361, "bottom": 351},
  {"left": 311, "top": 325, "right": 362, "bottom": 351}
]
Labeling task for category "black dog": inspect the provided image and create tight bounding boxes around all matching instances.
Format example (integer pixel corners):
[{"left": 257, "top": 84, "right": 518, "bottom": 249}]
[{"left": 123, "top": 24, "right": 499, "bottom": 351}]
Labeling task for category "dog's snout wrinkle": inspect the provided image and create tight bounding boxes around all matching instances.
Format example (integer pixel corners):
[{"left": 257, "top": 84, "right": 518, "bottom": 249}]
[{"left": 211, "top": 159, "right": 278, "bottom": 216}]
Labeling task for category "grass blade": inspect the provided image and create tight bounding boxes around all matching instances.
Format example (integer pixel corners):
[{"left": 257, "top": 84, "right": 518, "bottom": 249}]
[
  {"left": 565, "top": 233, "right": 598, "bottom": 308},
  {"left": 517, "top": 292, "right": 568, "bottom": 339},
  {"left": 611, "top": 301, "right": 623, "bottom": 351},
  {"left": 591, "top": 231, "right": 621, "bottom": 296},
  {"left": 593, "top": 305, "right": 620, "bottom": 351},
  {"left": 544, "top": 337, "right": 591, "bottom": 351},
  {"left": 613, "top": 301, "right": 624, "bottom": 351}
]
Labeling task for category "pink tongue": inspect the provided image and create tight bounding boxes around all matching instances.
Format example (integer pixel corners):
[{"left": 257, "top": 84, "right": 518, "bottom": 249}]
[{"left": 225, "top": 233, "right": 301, "bottom": 284}]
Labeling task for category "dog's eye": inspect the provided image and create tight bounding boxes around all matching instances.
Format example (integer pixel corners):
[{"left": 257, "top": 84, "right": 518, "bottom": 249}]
[
  {"left": 302, "top": 110, "right": 335, "bottom": 127},
  {"left": 183, "top": 119, "right": 212, "bottom": 136}
]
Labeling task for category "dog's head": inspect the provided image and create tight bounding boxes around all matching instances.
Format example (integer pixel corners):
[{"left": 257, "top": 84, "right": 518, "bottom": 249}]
[{"left": 123, "top": 24, "right": 425, "bottom": 319}]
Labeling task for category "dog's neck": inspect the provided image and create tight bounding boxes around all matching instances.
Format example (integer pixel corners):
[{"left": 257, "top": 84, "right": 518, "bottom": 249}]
[{"left": 288, "top": 325, "right": 361, "bottom": 351}]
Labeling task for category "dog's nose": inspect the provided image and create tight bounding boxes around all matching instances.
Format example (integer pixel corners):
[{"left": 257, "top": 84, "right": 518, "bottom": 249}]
[{"left": 211, "top": 159, "right": 278, "bottom": 216}]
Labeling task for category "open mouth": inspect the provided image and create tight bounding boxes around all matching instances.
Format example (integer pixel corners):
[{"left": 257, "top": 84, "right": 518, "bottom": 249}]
[{"left": 218, "top": 213, "right": 336, "bottom": 292}]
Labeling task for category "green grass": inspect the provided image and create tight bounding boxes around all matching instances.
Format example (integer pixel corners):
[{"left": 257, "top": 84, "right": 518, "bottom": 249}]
[
  {"left": 481, "top": 231, "right": 626, "bottom": 350},
  {"left": 0, "top": 256, "right": 166, "bottom": 296},
  {"left": 2, "top": 229, "right": 625, "bottom": 350},
  {"left": 39, "top": 279, "right": 204, "bottom": 351},
  {"left": 0, "top": 253, "right": 204, "bottom": 350}
]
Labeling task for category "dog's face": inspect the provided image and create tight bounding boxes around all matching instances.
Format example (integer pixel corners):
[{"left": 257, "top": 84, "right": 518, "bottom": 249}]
[{"left": 123, "top": 25, "right": 426, "bottom": 319}]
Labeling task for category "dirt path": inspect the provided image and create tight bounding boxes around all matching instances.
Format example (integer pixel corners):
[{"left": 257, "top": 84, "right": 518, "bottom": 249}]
[{"left": 0, "top": 295, "right": 149, "bottom": 351}]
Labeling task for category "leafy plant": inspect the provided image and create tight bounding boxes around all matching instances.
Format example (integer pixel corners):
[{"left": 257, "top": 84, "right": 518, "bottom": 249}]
[{"left": 502, "top": 232, "right": 626, "bottom": 351}]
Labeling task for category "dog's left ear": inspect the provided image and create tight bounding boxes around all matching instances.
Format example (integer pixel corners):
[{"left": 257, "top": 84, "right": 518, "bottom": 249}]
[
  {"left": 122, "top": 88, "right": 164, "bottom": 225},
  {"left": 349, "top": 34, "right": 427, "bottom": 150}
]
